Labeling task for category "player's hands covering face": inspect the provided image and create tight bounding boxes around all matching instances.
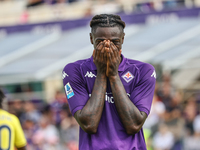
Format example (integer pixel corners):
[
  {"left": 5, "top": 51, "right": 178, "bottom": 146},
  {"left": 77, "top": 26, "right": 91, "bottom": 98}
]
[
  {"left": 93, "top": 40, "right": 121, "bottom": 77},
  {"left": 106, "top": 41, "right": 122, "bottom": 77},
  {"left": 93, "top": 41, "right": 107, "bottom": 75}
]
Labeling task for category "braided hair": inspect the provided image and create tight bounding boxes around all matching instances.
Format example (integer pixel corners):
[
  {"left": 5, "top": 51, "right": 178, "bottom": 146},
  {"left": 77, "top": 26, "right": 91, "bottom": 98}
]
[
  {"left": 90, "top": 14, "right": 125, "bottom": 33},
  {"left": 0, "top": 89, "right": 5, "bottom": 108}
]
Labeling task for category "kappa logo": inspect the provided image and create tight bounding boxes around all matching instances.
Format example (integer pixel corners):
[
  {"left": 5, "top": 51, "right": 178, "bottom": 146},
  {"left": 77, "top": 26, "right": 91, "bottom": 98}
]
[
  {"left": 62, "top": 71, "right": 69, "bottom": 79},
  {"left": 151, "top": 70, "right": 156, "bottom": 79},
  {"left": 85, "top": 71, "right": 96, "bottom": 78},
  {"left": 122, "top": 71, "right": 134, "bottom": 83}
]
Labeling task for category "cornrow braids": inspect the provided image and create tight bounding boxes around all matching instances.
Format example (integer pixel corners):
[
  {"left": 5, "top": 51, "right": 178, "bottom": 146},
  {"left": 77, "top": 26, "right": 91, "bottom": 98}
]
[
  {"left": 90, "top": 14, "right": 126, "bottom": 33},
  {"left": 0, "top": 89, "right": 5, "bottom": 108}
]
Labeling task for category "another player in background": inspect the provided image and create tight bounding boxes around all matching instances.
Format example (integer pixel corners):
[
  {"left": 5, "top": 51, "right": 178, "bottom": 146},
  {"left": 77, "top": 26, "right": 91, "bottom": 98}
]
[
  {"left": 0, "top": 89, "right": 27, "bottom": 150},
  {"left": 62, "top": 14, "right": 156, "bottom": 150}
]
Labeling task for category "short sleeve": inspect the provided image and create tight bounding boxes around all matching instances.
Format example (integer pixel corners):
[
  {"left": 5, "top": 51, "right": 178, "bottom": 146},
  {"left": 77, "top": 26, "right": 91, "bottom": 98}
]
[
  {"left": 13, "top": 116, "right": 27, "bottom": 148},
  {"left": 62, "top": 63, "right": 89, "bottom": 115},
  {"left": 130, "top": 65, "right": 156, "bottom": 116}
]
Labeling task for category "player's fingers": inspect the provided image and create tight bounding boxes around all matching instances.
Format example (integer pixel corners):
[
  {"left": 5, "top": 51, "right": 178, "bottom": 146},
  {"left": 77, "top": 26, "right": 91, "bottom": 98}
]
[
  {"left": 96, "top": 44, "right": 103, "bottom": 60},
  {"left": 112, "top": 43, "right": 121, "bottom": 58},
  {"left": 96, "top": 50, "right": 101, "bottom": 61},
  {"left": 105, "top": 47, "right": 110, "bottom": 61},
  {"left": 94, "top": 48, "right": 99, "bottom": 62},
  {"left": 98, "top": 40, "right": 106, "bottom": 52},
  {"left": 110, "top": 48, "right": 115, "bottom": 62},
  {"left": 107, "top": 48, "right": 113, "bottom": 66},
  {"left": 96, "top": 42, "right": 104, "bottom": 59},
  {"left": 96, "top": 41, "right": 103, "bottom": 50},
  {"left": 100, "top": 47, "right": 105, "bottom": 62},
  {"left": 105, "top": 40, "right": 110, "bottom": 48},
  {"left": 104, "top": 47, "right": 107, "bottom": 62},
  {"left": 107, "top": 51, "right": 111, "bottom": 65},
  {"left": 105, "top": 47, "right": 109, "bottom": 53},
  {"left": 111, "top": 42, "right": 118, "bottom": 58},
  {"left": 110, "top": 42, "right": 118, "bottom": 50},
  {"left": 105, "top": 41, "right": 108, "bottom": 48}
]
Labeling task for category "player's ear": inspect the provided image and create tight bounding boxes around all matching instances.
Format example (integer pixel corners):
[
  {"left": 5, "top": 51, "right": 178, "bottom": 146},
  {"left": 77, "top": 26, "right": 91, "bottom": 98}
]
[
  {"left": 122, "top": 33, "right": 125, "bottom": 44},
  {"left": 90, "top": 33, "right": 93, "bottom": 44}
]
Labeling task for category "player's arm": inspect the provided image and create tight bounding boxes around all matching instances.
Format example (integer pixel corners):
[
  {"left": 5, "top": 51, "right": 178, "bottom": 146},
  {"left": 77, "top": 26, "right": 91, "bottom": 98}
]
[
  {"left": 110, "top": 75, "right": 147, "bottom": 135},
  {"left": 13, "top": 116, "right": 27, "bottom": 149},
  {"left": 107, "top": 42, "right": 152, "bottom": 135},
  {"left": 74, "top": 41, "right": 107, "bottom": 134},
  {"left": 17, "top": 146, "right": 26, "bottom": 150}
]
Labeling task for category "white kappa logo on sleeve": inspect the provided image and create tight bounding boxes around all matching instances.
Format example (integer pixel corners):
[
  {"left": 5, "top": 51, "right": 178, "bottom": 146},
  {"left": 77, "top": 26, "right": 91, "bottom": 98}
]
[
  {"left": 151, "top": 70, "right": 156, "bottom": 79},
  {"left": 62, "top": 71, "right": 69, "bottom": 79}
]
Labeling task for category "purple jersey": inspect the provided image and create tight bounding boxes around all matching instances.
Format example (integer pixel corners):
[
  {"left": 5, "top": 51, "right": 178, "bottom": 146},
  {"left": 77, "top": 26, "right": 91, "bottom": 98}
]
[{"left": 62, "top": 54, "right": 156, "bottom": 150}]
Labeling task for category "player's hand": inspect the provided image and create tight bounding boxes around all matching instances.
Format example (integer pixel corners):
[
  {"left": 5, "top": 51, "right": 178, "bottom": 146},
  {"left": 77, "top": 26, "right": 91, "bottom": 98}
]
[
  {"left": 106, "top": 42, "right": 122, "bottom": 77},
  {"left": 93, "top": 41, "right": 107, "bottom": 75}
]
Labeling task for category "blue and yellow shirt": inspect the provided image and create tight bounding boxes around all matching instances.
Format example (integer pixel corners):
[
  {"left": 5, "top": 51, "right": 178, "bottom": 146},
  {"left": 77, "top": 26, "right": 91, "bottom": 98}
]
[{"left": 0, "top": 109, "right": 26, "bottom": 150}]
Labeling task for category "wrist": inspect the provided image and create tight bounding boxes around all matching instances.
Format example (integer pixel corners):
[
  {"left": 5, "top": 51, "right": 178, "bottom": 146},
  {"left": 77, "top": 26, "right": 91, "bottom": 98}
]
[
  {"left": 108, "top": 74, "right": 120, "bottom": 81},
  {"left": 96, "top": 73, "right": 107, "bottom": 79}
]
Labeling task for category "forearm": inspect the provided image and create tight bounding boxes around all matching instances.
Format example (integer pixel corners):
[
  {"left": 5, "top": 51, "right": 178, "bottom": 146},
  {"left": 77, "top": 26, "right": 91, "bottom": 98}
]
[
  {"left": 109, "top": 75, "right": 147, "bottom": 134},
  {"left": 75, "top": 74, "right": 107, "bottom": 134}
]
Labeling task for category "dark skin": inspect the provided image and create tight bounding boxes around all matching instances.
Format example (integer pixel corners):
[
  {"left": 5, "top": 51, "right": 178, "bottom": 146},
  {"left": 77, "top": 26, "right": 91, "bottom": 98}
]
[
  {"left": 74, "top": 26, "right": 147, "bottom": 134},
  {"left": 17, "top": 146, "right": 26, "bottom": 150},
  {"left": 73, "top": 40, "right": 107, "bottom": 134}
]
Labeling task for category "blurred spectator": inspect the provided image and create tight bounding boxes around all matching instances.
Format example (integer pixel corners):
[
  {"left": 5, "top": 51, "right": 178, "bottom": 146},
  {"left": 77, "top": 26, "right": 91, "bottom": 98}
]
[
  {"left": 157, "top": 74, "right": 174, "bottom": 110},
  {"left": 50, "top": 91, "right": 67, "bottom": 128},
  {"left": 60, "top": 104, "right": 79, "bottom": 149},
  {"left": 11, "top": 99, "right": 24, "bottom": 119},
  {"left": 67, "top": 0, "right": 77, "bottom": 3},
  {"left": 20, "top": 11, "right": 29, "bottom": 24},
  {"left": 183, "top": 134, "right": 200, "bottom": 150},
  {"left": 164, "top": 91, "right": 184, "bottom": 150},
  {"left": 153, "top": 123, "right": 175, "bottom": 150},
  {"left": 193, "top": 114, "right": 200, "bottom": 135},
  {"left": 21, "top": 101, "right": 41, "bottom": 124},
  {"left": 32, "top": 115, "right": 60, "bottom": 149},
  {"left": 92, "top": 0, "right": 122, "bottom": 15},
  {"left": 164, "top": 0, "right": 179, "bottom": 9},
  {"left": 136, "top": 2, "right": 154, "bottom": 13},
  {"left": 143, "top": 94, "right": 166, "bottom": 135},
  {"left": 23, "top": 118, "right": 38, "bottom": 149},
  {"left": 27, "top": 0, "right": 44, "bottom": 8},
  {"left": 183, "top": 96, "right": 198, "bottom": 136}
]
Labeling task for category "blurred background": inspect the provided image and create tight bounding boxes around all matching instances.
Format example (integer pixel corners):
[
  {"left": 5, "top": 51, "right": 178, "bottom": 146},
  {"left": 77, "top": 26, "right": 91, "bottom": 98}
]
[{"left": 0, "top": 0, "right": 200, "bottom": 150}]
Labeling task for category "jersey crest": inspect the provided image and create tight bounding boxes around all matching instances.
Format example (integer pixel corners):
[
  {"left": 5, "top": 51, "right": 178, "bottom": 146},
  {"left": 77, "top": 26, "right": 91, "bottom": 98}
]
[{"left": 122, "top": 71, "right": 134, "bottom": 83}]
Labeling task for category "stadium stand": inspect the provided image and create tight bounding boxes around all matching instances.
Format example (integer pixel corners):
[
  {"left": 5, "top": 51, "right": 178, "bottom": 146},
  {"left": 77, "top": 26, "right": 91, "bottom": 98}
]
[
  {"left": 0, "top": 18, "right": 200, "bottom": 99},
  {"left": 0, "top": 0, "right": 200, "bottom": 26}
]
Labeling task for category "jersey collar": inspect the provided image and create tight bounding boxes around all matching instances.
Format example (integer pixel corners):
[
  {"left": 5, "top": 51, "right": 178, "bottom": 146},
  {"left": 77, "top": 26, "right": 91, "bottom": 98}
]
[{"left": 90, "top": 54, "right": 127, "bottom": 72}]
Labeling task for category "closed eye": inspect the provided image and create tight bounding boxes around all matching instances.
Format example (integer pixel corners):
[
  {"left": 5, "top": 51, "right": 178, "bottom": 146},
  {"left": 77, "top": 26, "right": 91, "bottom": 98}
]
[
  {"left": 96, "top": 40, "right": 103, "bottom": 45},
  {"left": 112, "top": 40, "right": 120, "bottom": 45}
]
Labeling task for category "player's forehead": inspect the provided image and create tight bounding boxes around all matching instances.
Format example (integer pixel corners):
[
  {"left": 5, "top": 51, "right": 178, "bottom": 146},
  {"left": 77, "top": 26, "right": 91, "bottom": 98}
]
[{"left": 93, "top": 26, "right": 122, "bottom": 39}]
